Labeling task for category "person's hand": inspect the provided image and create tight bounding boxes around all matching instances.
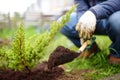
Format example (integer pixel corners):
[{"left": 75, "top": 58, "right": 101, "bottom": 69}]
[{"left": 76, "top": 11, "right": 96, "bottom": 40}]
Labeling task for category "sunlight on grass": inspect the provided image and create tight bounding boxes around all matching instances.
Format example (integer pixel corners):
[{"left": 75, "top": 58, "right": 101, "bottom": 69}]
[
  {"left": 95, "top": 35, "right": 111, "bottom": 50},
  {"left": 0, "top": 26, "right": 39, "bottom": 39},
  {"left": 0, "top": 28, "right": 16, "bottom": 38}
]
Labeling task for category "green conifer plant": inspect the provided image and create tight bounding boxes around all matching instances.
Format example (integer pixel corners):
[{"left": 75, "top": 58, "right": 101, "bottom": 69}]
[{"left": 0, "top": 5, "right": 77, "bottom": 71}]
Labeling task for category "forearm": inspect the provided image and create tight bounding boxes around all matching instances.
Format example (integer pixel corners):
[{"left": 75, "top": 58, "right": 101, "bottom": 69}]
[{"left": 89, "top": 0, "right": 120, "bottom": 19}]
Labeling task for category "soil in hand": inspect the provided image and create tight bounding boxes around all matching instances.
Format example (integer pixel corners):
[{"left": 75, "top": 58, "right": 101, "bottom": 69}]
[{"left": 48, "top": 46, "right": 79, "bottom": 70}]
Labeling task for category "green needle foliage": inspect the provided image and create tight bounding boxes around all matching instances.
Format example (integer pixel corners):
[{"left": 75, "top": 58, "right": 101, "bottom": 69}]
[
  {"left": 0, "top": 47, "right": 7, "bottom": 68},
  {"left": 6, "top": 22, "right": 27, "bottom": 71},
  {"left": 0, "top": 5, "right": 77, "bottom": 71}
]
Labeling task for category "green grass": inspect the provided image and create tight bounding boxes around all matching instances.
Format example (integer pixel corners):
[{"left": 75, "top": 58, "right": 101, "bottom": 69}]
[
  {"left": 68, "top": 36, "right": 120, "bottom": 79},
  {"left": 0, "top": 26, "right": 39, "bottom": 39},
  {"left": 0, "top": 28, "right": 16, "bottom": 38}
]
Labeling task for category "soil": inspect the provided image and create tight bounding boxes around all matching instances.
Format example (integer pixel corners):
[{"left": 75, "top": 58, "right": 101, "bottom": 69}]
[
  {"left": 48, "top": 46, "right": 79, "bottom": 70},
  {"left": 0, "top": 62, "right": 90, "bottom": 80},
  {"left": 0, "top": 62, "right": 64, "bottom": 80}
]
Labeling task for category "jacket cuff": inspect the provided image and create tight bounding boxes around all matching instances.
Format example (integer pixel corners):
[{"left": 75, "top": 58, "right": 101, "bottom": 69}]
[
  {"left": 89, "top": 5, "right": 108, "bottom": 19},
  {"left": 89, "top": 8, "right": 98, "bottom": 19}
]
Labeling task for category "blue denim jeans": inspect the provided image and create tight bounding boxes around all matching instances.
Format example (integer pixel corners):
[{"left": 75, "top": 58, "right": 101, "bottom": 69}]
[{"left": 59, "top": 11, "right": 120, "bottom": 58}]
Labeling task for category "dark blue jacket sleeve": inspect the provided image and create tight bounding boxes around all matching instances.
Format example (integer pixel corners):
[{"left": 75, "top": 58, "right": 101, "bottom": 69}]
[
  {"left": 89, "top": 0, "right": 120, "bottom": 19},
  {"left": 74, "top": 0, "right": 89, "bottom": 19}
]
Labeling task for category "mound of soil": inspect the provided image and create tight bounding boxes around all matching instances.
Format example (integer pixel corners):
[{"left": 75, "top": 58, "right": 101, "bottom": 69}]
[
  {"left": 0, "top": 61, "right": 91, "bottom": 80},
  {"left": 0, "top": 62, "right": 64, "bottom": 80},
  {"left": 0, "top": 46, "right": 86, "bottom": 80},
  {"left": 48, "top": 46, "right": 79, "bottom": 70}
]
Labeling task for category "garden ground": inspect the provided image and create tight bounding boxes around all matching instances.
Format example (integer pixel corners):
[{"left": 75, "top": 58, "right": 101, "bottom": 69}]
[
  {"left": 0, "top": 61, "right": 120, "bottom": 80},
  {"left": 0, "top": 27, "right": 120, "bottom": 80}
]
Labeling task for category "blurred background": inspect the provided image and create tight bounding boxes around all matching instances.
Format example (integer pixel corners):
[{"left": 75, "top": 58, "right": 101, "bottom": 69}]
[
  {"left": 0, "top": 0, "right": 74, "bottom": 30},
  {"left": 0, "top": 0, "right": 74, "bottom": 47}
]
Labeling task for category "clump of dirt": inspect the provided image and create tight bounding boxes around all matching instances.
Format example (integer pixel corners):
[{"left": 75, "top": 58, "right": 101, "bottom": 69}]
[
  {"left": 48, "top": 46, "right": 79, "bottom": 70},
  {"left": 0, "top": 62, "right": 64, "bottom": 80}
]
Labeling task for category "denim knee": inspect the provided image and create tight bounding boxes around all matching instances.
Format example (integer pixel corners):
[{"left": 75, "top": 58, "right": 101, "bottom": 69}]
[
  {"left": 106, "top": 11, "right": 120, "bottom": 57},
  {"left": 58, "top": 12, "right": 78, "bottom": 38},
  {"left": 106, "top": 11, "right": 120, "bottom": 36},
  {"left": 58, "top": 12, "right": 81, "bottom": 47},
  {"left": 60, "top": 26, "right": 81, "bottom": 47}
]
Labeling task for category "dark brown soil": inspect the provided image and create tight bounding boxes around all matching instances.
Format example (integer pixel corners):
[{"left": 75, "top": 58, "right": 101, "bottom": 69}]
[
  {"left": 0, "top": 62, "right": 64, "bottom": 80},
  {"left": 0, "top": 62, "right": 91, "bottom": 80},
  {"left": 57, "top": 69, "right": 91, "bottom": 80},
  {"left": 48, "top": 46, "right": 79, "bottom": 70}
]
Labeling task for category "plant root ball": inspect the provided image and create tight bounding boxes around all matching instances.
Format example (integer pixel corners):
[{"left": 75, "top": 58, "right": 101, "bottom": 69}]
[{"left": 48, "top": 46, "right": 79, "bottom": 70}]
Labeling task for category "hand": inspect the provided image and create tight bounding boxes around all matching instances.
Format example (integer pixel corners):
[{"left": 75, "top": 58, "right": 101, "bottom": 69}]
[{"left": 76, "top": 11, "right": 96, "bottom": 40}]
